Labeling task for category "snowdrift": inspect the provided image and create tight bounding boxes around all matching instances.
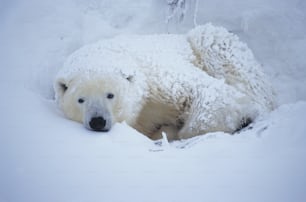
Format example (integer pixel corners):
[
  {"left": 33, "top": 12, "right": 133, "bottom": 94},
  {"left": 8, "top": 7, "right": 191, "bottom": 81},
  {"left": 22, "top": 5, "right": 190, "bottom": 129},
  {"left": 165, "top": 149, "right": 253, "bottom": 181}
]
[{"left": 0, "top": 0, "right": 306, "bottom": 202}]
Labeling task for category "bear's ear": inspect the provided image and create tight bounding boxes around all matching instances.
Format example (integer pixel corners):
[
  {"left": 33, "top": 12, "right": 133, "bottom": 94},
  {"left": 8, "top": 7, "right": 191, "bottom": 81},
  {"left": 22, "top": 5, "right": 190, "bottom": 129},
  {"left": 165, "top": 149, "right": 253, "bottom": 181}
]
[
  {"left": 59, "top": 82, "right": 68, "bottom": 93},
  {"left": 125, "top": 75, "right": 134, "bottom": 82},
  {"left": 119, "top": 70, "right": 135, "bottom": 83},
  {"left": 55, "top": 78, "right": 69, "bottom": 97}
]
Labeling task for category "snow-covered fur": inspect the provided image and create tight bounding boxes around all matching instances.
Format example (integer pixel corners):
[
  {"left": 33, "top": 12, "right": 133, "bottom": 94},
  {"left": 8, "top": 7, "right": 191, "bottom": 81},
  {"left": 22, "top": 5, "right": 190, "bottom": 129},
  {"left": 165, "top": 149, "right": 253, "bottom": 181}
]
[
  {"left": 54, "top": 23, "right": 275, "bottom": 140},
  {"left": 188, "top": 24, "right": 275, "bottom": 110}
]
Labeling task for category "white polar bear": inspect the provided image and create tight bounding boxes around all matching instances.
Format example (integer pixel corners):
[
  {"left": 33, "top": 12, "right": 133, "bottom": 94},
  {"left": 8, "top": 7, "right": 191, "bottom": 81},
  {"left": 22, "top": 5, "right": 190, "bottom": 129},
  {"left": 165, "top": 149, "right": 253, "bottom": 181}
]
[{"left": 54, "top": 23, "right": 276, "bottom": 140}]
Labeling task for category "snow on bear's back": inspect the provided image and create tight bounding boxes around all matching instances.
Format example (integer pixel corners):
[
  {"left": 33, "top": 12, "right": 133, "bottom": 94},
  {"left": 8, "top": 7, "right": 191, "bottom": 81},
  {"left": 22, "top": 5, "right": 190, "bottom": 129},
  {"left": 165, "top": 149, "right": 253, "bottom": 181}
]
[
  {"left": 187, "top": 24, "right": 276, "bottom": 112},
  {"left": 58, "top": 34, "right": 194, "bottom": 80}
]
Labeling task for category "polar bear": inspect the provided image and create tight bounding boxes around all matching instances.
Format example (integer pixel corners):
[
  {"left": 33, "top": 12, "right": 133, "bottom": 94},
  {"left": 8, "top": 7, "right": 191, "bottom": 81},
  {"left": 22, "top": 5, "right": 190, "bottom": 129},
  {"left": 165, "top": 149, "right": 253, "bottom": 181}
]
[{"left": 54, "top": 23, "right": 275, "bottom": 140}]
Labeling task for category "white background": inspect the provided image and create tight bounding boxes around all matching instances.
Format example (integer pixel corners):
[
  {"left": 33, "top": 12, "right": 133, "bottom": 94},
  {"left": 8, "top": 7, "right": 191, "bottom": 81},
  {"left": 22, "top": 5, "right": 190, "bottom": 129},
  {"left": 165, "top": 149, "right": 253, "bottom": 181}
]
[{"left": 0, "top": 0, "right": 306, "bottom": 201}]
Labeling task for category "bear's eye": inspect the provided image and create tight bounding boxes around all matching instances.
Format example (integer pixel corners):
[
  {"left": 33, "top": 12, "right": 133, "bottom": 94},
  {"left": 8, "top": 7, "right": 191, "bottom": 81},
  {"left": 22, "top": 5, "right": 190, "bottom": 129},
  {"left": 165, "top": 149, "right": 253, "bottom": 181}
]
[
  {"left": 107, "top": 93, "right": 114, "bottom": 99},
  {"left": 78, "top": 98, "right": 85, "bottom": 104}
]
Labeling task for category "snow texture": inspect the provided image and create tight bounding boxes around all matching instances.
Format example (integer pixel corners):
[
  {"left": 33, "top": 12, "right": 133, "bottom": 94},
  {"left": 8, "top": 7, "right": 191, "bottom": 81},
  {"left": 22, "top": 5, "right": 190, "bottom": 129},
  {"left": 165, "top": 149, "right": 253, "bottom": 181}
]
[{"left": 1, "top": 0, "right": 306, "bottom": 202}]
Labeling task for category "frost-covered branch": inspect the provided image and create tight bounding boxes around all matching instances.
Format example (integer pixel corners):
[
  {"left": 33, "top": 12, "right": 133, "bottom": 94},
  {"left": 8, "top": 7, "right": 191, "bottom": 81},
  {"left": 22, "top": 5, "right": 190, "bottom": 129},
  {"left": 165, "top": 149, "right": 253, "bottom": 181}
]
[
  {"left": 165, "top": 0, "right": 199, "bottom": 28},
  {"left": 166, "top": 0, "right": 187, "bottom": 24}
]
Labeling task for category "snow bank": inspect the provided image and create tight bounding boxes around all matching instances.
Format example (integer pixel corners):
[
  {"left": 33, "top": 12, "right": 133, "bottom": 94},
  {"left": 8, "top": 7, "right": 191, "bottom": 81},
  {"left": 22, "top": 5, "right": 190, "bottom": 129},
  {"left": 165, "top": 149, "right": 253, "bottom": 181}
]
[
  {"left": 1, "top": 0, "right": 306, "bottom": 202},
  {"left": 1, "top": 81, "right": 305, "bottom": 202}
]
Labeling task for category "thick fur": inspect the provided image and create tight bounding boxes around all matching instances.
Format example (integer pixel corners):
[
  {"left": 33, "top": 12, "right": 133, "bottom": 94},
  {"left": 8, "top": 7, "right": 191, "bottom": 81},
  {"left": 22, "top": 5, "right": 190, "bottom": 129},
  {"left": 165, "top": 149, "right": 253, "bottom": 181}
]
[{"left": 54, "top": 23, "right": 275, "bottom": 140}]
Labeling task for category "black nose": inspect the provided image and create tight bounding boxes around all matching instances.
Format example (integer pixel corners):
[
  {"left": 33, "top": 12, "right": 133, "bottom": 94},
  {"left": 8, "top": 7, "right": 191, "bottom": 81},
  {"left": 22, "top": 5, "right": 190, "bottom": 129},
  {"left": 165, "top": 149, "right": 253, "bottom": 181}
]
[{"left": 89, "top": 117, "right": 107, "bottom": 131}]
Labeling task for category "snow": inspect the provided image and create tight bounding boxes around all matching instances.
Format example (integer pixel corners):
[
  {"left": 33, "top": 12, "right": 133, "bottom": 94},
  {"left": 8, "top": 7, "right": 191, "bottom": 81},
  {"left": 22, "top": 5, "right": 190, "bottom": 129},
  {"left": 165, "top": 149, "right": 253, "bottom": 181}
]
[{"left": 0, "top": 0, "right": 306, "bottom": 202}]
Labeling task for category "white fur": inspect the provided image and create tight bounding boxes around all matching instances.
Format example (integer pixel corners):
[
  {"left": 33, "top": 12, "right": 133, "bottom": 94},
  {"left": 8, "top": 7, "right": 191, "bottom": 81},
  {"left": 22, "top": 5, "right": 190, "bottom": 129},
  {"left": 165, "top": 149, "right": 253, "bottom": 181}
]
[
  {"left": 54, "top": 23, "right": 276, "bottom": 140},
  {"left": 55, "top": 73, "right": 147, "bottom": 131}
]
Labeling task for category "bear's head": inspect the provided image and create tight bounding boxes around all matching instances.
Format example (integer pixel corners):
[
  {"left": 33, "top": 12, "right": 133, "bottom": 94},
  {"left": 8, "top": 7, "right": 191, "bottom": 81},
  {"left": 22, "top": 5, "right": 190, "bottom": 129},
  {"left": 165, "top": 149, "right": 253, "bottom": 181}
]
[{"left": 54, "top": 71, "right": 147, "bottom": 132}]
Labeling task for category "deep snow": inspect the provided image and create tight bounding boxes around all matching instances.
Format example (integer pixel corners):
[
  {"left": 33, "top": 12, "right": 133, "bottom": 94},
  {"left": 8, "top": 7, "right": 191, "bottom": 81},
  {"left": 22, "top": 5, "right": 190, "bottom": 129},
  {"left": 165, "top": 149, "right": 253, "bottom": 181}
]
[{"left": 0, "top": 0, "right": 306, "bottom": 202}]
